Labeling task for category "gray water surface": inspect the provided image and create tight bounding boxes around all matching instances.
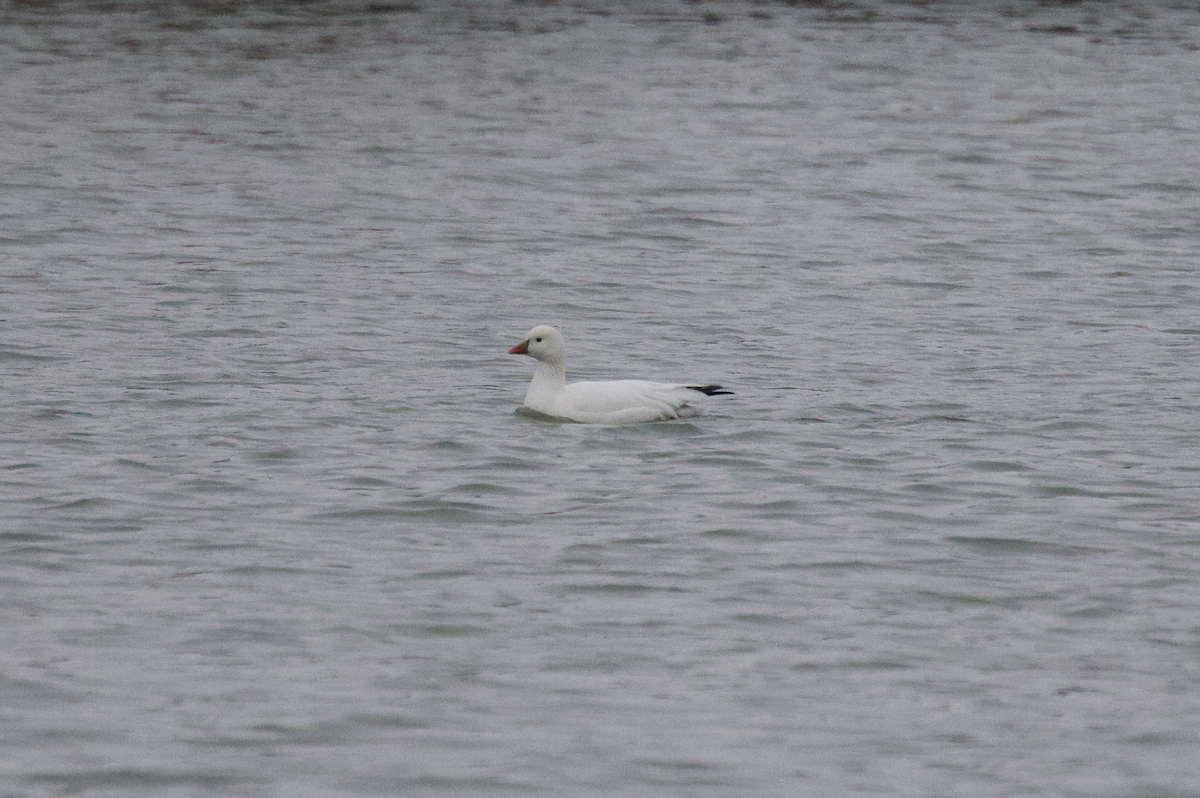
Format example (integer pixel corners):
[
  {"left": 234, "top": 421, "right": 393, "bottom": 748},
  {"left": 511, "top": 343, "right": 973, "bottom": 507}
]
[{"left": 3, "top": 1, "right": 1200, "bottom": 796}]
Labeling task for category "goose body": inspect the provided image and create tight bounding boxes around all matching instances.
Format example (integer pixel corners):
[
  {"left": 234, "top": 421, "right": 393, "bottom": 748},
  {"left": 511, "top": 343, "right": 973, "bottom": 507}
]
[{"left": 508, "top": 325, "right": 731, "bottom": 424}]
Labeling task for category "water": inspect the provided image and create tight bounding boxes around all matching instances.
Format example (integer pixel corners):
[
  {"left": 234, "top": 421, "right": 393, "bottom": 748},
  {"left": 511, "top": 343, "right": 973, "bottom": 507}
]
[{"left": 3, "top": 1, "right": 1200, "bottom": 795}]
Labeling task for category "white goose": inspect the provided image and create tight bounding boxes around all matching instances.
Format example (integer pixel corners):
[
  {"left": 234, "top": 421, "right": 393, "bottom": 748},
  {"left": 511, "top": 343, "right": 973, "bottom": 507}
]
[{"left": 508, "top": 325, "right": 732, "bottom": 424}]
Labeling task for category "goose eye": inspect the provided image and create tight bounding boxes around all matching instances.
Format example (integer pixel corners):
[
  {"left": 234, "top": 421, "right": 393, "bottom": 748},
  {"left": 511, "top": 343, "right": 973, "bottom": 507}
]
[{"left": 535, "top": 337, "right": 542, "bottom": 342}]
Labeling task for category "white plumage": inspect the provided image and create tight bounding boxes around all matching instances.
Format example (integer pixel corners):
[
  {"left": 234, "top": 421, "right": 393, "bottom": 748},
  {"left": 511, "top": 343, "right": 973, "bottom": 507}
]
[{"left": 508, "top": 325, "right": 732, "bottom": 424}]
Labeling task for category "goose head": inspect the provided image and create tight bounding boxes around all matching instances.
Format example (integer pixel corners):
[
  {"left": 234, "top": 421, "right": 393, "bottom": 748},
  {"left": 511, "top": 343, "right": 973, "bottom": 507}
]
[{"left": 509, "top": 325, "right": 566, "bottom": 364}]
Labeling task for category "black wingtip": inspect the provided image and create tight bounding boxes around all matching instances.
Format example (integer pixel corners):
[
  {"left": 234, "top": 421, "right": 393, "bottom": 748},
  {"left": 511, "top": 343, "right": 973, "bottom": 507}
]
[{"left": 688, "top": 384, "right": 734, "bottom": 396}]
